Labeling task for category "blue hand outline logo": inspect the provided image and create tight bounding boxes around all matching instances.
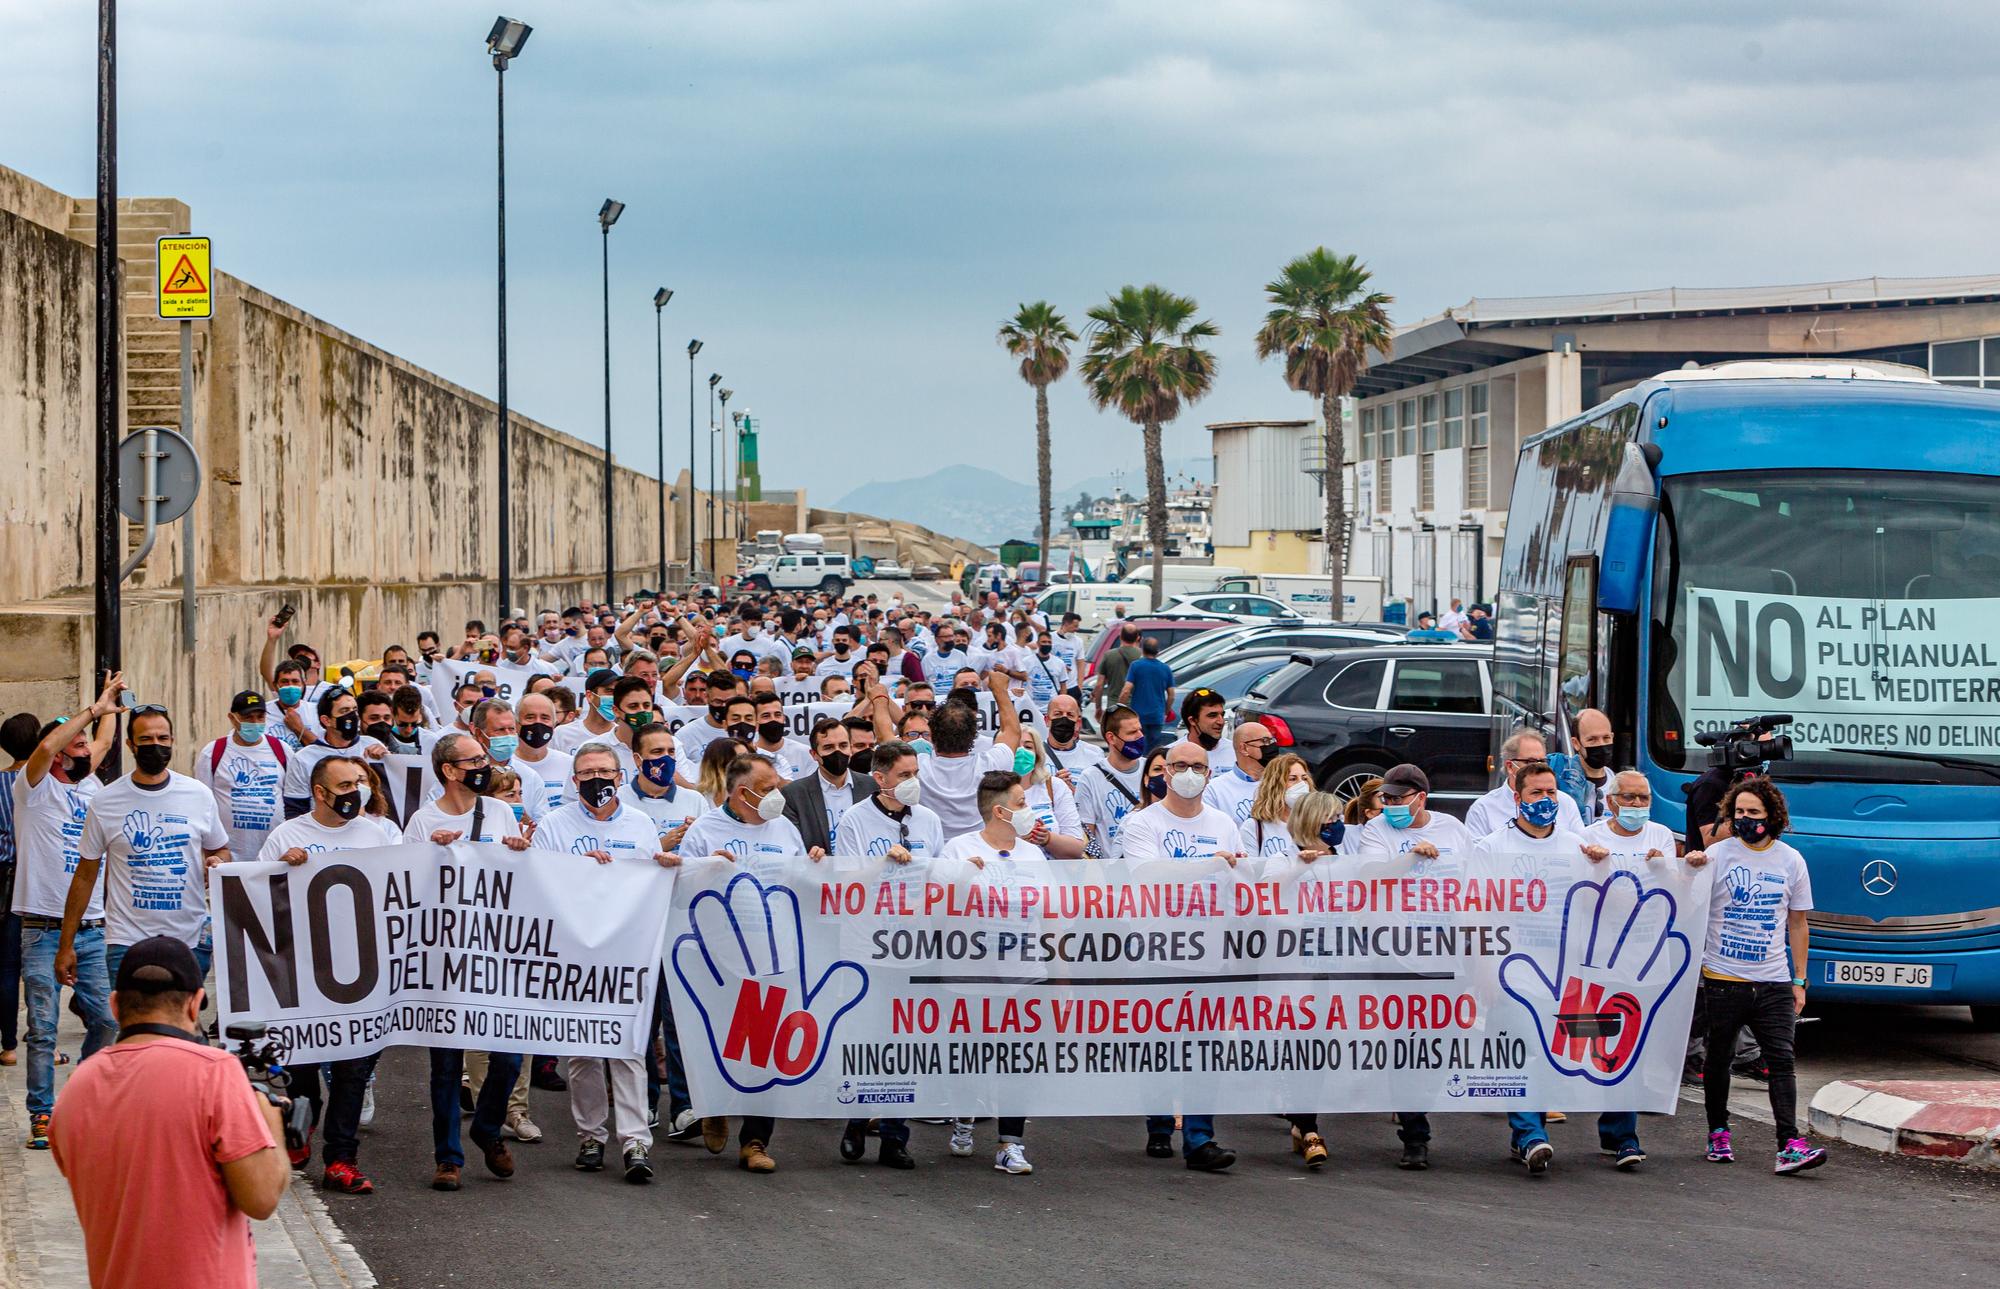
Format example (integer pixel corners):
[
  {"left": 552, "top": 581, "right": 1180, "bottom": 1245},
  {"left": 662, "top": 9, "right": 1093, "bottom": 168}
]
[
  {"left": 1498, "top": 870, "right": 1691, "bottom": 1087},
  {"left": 1725, "top": 864, "right": 1756, "bottom": 905},
  {"left": 671, "top": 870, "right": 868, "bottom": 1094},
  {"left": 569, "top": 835, "right": 600, "bottom": 855},
  {"left": 123, "top": 811, "right": 155, "bottom": 852},
  {"left": 1160, "top": 829, "right": 1190, "bottom": 856}
]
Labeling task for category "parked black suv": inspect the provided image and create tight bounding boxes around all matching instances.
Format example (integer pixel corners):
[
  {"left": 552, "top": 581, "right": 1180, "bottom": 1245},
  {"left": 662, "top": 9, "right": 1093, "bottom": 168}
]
[{"left": 1234, "top": 644, "right": 1496, "bottom": 814}]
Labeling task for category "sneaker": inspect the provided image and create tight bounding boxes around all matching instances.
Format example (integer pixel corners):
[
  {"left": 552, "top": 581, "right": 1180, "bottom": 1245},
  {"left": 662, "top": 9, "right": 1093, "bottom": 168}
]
[
  {"left": 1185, "top": 1141, "right": 1236, "bottom": 1172},
  {"left": 949, "top": 1120, "right": 975, "bottom": 1157},
  {"left": 1300, "top": 1132, "right": 1328, "bottom": 1171},
  {"left": 322, "top": 1161, "right": 373, "bottom": 1195},
  {"left": 575, "top": 1139, "right": 606, "bottom": 1172},
  {"left": 359, "top": 1084, "right": 375, "bottom": 1129},
  {"left": 648, "top": 1103, "right": 661, "bottom": 1131},
  {"left": 1775, "top": 1138, "right": 1827, "bottom": 1175},
  {"left": 701, "top": 1117, "right": 730, "bottom": 1155},
  {"left": 1145, "top": 1132, "right": 1174, "bottom": 1159},
  {"left": 1706, "top": 1129, "right": 1734, "bottom": 1163},
  {"left": 1734, "top": 1061, "right": 1771, "bottom": 1083},
  {"left": 530, "top": 1056, "right": 567, "bottom": 1091},
  {"left": 1398, "top": 1143, "right": 1429, "bottom": 1171},
  {"left": 431, "top": 1164, "right": 461, "bottom": 1192},
  {"left": 505, "top": 1111, "right": 542, "bottom": 1144},
  {"left": 840, "top": 1121, "right": 869, "bottom": 1163},
  {"left": 25, "top": 1113, "right": 50, "bottom": 1150},
  {"left": 879, "top": 1140, "right": 915, "bottom": 1170},
  {"left": 1517, "top": 1141, "right": 1553, "bottom": 1175},
  {"left": 994, "top": 1143, "right": 1034, "bottom": 1175},
  {"left": 665, "top": 1108, "right": 700, "bottom": 1142},
  {"left": 287, "top": 1126, "right": 314, "bottom": 1169},
  {"left": 1545, "top": 1110, "right": 1568, "bottom": 1123},
  {"left": 1612, "top": 1145, "right": 1646, "bottom": 1170},
  {"left": 739, "top": 1140, "right": 776, "bottom": 1173},
  {"left": 624, "top": 1145, "right": 654, "bottom": 1183}
]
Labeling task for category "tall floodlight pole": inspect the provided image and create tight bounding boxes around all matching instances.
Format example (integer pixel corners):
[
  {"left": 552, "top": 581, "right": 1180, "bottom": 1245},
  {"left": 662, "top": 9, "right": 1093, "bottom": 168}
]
[
  {"left": 717, "top": 387, "right": 733, "bottom": 548},
  {"left": 93, "top": 0, "right": 121, "bottom": 772},
  {"left": 686, "top": 339, "right": 703, "bottom": 577},
  {"left": 653, "top": 287, "right": 673, "bottom": 588},
  {"left": 707, "top": 373, "right": 720, "bottom": 562},
  {"left": 486, "top": 17, "right": 531, "bottom": 621},
  {"left": 598, "top": 198, "right": 624, "bottom": 603}
]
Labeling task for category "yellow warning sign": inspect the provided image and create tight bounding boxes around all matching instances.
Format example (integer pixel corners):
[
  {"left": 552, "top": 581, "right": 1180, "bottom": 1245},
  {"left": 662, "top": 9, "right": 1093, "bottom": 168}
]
[{"left": 156, "top": 236, "right": 212, "bottom": 319}]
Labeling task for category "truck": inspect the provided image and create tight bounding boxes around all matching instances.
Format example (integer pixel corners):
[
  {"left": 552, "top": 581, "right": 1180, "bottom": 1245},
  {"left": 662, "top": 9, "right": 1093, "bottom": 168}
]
[{"left": 1211, "top": 573, "right": 1386, "bottom": 621}]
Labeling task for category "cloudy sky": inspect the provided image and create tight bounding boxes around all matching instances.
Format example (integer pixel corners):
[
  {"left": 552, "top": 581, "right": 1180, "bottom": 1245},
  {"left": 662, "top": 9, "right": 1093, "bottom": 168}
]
[{"left": 7, "top": 1, "right": 1999, "bottom": 502}]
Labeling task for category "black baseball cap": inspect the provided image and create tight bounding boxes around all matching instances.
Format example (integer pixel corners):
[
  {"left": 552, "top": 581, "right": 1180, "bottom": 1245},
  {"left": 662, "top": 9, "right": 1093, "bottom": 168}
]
[
  {"left": 1379, "top": 764, "right": 1430, "bottom": 796},
  {"left": 230, "top": 690, "right": 267, "bottom": 716},
  {"left": 113, "top": 936, "right": 204, "bottom": 994}
]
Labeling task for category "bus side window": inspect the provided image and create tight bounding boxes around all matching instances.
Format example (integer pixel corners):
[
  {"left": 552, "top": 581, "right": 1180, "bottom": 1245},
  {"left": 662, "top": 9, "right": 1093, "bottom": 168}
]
[{"left": 1559, "top": 556, "right": 1598, "bottom": 711}]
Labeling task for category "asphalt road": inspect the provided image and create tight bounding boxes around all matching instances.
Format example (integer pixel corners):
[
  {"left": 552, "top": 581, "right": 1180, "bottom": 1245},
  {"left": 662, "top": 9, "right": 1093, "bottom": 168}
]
[{"left": 325, "top": 1006, "right": 1999, "bottom": 1289}]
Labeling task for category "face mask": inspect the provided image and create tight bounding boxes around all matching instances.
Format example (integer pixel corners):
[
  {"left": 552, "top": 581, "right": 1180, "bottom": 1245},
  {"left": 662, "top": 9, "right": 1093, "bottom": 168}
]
[
  {"left": 1520, "top": 797, "right": 1560, "bottom": 829},
  {"left": 462, "top": 765, "right": 494, "bottom": 794},
  {"left": 1383, "top": 804, "right": 1415, "bottom": 829},
  {"left": 623, "top": 710, "right": 654, "bottom": 731},
  {"left": 1048, "top": 717, "right": 1077, "bottom": 744},
  {"left": 394, "top": 721, "right": 421, "bottom": 739},
  {"left": 63, "top": 753, "right": 91, "bottom": 781},
  {"left": 487, "top": 734, "right": 518, "bottom": 763},
  {"left": 238, "top": 721, "right": 267, "bottom": 742},
  {"left": 277, "top": 685, "right": 304, "bottom": 706},
  {"left": 510, "top": 802, "right": 527, "bottom": 821},
  {"left": 329, "top": 789, "right": 363, "bottom": 820},
  {"left": 753, "top": 788, "right": 786, "bottom": 822},
  {"left": 596, "top": 696, "right": 617, "bottom": 721},
  {"left": 833, "top": 642, "right": 849, "bottom": 655},
  {"left": 848, "top": 748, "right": 874, "bottom": 776},
  {"left": 641, "top": 754, "right": 676, "bottom": 787},
  {"left": 1146, "top": 774, "right": 1168, "bottom": 800},
  {"left": 520, "top": 722, "right": 554, "bottom": 748},
  {"left": 1000, "top": 806, "right": 1032, "bottom": 839},
  {"left": 820, "top": 751, "right": 851, "bottom": 777},
  {"left": 363, "top": 721, "right": 393, "bottom": 745},
  {"left": 133, "top": 744, "right": 173, "bottom": 776},
  {"left": 1615, "top": 805, "right": 1649, "bottom": 831},
  {"left": 1732, "top": 815, "right": 1770, "bottom": 844},
  {"left": 909, "top": 738, "right": 933, "bottom": 756},
  {"left": 1118, "top": 738, "right": 1147, "bottom": 762},
  {"left": 891, "top": 776, "right": 923, "bottom": 807},
  {"left": 1038, "top": 645, "right": 1052, "bottom": 658},
  {"left": 732, "top": 667, "right": 755, "bottom": 681},
  {"left": 1284, "top": 782, "right": 1310, "bottom": 810},
  {"left": 480, "top": 686, "right": 498, "bottom": 700},
  {"left": 757, "top": 720, "right": 787, "bottom": 744},
  {"left": 1582, "top": 744, "right": 1615, "bottom": 770},
  {"left": 1013, "top": 747, "right": 1037, "bottom": 776},
  {"left": 578, "top": 776, "right": 618, "bottom": 809},
  {"left": 707, "top": 701, "right": 730, "bottom": 723},
  {"left": 1170, "top": 769, "right": 1206, "bottom": 800},
  {"left": 1319, "top": 819, "right": 1346, "bottom": 849},
  {"left": 1193, "top": 730, "right": 1219, "bottom": 752},
  {"left": 727, "top": 722, "right": 756, "bottom": 742}
]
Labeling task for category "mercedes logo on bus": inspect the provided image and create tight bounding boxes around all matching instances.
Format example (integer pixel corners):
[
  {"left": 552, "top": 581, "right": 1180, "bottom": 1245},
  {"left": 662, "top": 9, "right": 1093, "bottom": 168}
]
[{"left": 1860, "top": 859, "right": 1898, "bottom": 897}]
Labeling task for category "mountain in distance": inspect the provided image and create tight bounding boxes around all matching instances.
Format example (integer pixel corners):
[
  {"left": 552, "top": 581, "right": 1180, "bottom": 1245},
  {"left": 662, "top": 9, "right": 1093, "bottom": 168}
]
[{"left": 835, "top": 457, "right": 1216, "bottom": 547}]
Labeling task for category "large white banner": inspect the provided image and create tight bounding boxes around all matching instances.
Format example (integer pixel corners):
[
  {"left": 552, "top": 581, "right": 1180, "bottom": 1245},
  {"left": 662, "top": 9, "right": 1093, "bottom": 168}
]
[
  {"left": 211, "top": 843, "right": 675, "bottom": 1063},
  {"left": 1682, "top": 585, "right": 2000, "bottom": 753},
  {"left": 427, "top": 657, "right": 552, "bottom": 715},
  {"left": 666, "top": 849, "right": 1709, "bottom": 1117}
]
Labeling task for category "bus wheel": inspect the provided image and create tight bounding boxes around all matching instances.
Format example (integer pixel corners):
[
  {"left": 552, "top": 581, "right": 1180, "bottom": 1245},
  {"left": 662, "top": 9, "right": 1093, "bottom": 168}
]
[
  {"left": 1972, "top": 1005, "right": 2000, "bottom": 1032},
  {"left": 1321, "top": 760, "right": 1390, "bottom": 803}
]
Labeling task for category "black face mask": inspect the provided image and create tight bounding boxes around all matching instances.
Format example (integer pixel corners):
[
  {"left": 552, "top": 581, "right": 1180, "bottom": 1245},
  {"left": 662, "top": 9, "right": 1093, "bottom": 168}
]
[
  {"left": 133, "top": 744, "right": 173, "bottom": 775},
  {"left": 820, "top": 751, "right": 851, "bottom": 777},
  {"left": 1732, "top": 815, "right": 1770, "bottom": 844},
  {"left": 1582, "top": 744, "right": 1614, "bottom": 770},
  {"left": 520, "top": 723, "right": 554, "bottom": 748},
  {"left": 462, "top": 765, "right": 494, "bottom": 794},
  {"left": 578, "top": 776, "right": 618, "bottom": 809},
  {"left": 364, "top": 721, "right": 394, "bottom": 746},
  {"left": 757, "top": 720, "right": 787, "bottom": 744},
  {"left": 848, "top": 748, "right": 874, "bottom": 776},
  {"left": 727, "top": 722, "right": 756, "bottom": 742},
  {"left": 1048, "top": 717, "right": 1078, "bottom": 744},
  {"left": 329, "top": 789, "right": 363, "bottom": 820},
  {"left": 64, "top": 754, "right": 91, "bottom": 781},
  {"left": 332, "top": 713, "right": 360, "bottom": 739},
  {"left": 1038, "top": 645, "right": 1052, "bottom": 658},
  {"left": 1193, "top": 730, "right": 1219, "bottom": 751},
  {"left": 708, "top": 702, "right": 730, "bottom": 723}
]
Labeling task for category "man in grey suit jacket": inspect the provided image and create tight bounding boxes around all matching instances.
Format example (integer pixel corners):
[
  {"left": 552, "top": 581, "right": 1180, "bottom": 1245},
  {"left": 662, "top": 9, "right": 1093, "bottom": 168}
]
[{"left": 779, "top": 718, "right": 856, "bottom": 855}]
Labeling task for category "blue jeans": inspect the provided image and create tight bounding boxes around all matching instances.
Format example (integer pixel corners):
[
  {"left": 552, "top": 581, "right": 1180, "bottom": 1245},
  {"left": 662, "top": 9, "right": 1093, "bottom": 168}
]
[
  {"left": 429, "top": 1048, "right": 521, "bottom": 1166},
  {"left": 21, "top": 924, "right": 116, "bottom": 1116},
  {"left": 851, "top": 1117, "right": 909, "bottom": 1146},
  {"left": 1146, "top": 1113, "right": 1214, "bottom": 1155},
  {"left": 104, "top": 941, "right": 212, "bottom": 990},
  {"left": 646, "top": 971, "right": 689, "bottom": 1119},
  {"left": 1508, "top": 1111, "right": 1640, "bottom": 1155}
]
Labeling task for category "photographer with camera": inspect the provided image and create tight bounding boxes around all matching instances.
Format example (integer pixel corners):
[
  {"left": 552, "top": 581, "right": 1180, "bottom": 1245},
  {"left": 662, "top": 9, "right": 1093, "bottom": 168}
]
[
  {"left": 1684, "top": 714, "right": 1793, "bottom": 851},
  {"left": 49, "top": 935, "right": 290, "bottom": 1289}
]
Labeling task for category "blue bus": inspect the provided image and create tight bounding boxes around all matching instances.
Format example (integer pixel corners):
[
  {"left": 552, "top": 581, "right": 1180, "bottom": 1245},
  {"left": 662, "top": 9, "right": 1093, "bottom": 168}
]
[{"left": 1491, "top": 361, "right": 2000, "bottom": 1026}]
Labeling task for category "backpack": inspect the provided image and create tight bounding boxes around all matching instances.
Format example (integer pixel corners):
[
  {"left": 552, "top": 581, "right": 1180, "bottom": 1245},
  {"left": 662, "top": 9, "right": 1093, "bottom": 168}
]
[{"left": 210, "top": 736, "right": 290, "bottom": 774}]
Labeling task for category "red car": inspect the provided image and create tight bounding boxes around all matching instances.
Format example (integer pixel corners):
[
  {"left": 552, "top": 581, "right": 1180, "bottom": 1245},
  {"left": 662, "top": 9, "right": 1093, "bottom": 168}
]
[{"left": 1077, "top": 617, "right": 1229, "bottom": 681}]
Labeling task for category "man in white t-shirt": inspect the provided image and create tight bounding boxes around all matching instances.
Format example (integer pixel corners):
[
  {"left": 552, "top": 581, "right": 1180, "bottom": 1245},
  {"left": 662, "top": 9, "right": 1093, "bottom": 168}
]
[
  {"left": 256, "top": 756, "right": 398, "bottom": 1190},
  {"left": 1039, "top": 694, "right": 1103, "bottom": 781},
  {"left": 835, "top": 740, "right": 945, "bottom": 860},
  {"left": 1075, "top": 706, "right": 1148, "bottom": 858},
  {"left": 903, "top": 674, "right": 1020, "bottom": 838},
  {"left": 620, "top": 723, "right": 708, "bottom": 850},
  {"left": 553, "top": 667, "right": 622, "bottom": 754},
  {"left": 61, "top": 705, "right": 229, "bottom": 990},
  {"left": 1023, "top": 630, "right": 1073, "bottom": 709},
  {"left": 1580, "top": 770, "right": 1680, "bottom": 872},
  {"left": 532, "top": 741, "right": 674, "bottom": 1183},
  {"left": 280, "top": 690, "right": 387, "bottom": 818},
  {"left": 195, "top": 690, "right": 289, "bottom": 864},
  {"left": 1202, "top": 720, "right": 1275, "bottom": 828},
  {"left": 464, "top": 699, "right": 547, "bottom": 823},
  {"left": 512, "top": 690, "right": 573, "bottom": 815},
  {"left": 1463, "top": 729, "right": 1584, "bottom": 839},
  {"left": 749, "top": 694, "right": 813, "bottom": 781},
  {"left": 1178, "top": 688, "right": 1236, "bottom": 776}
]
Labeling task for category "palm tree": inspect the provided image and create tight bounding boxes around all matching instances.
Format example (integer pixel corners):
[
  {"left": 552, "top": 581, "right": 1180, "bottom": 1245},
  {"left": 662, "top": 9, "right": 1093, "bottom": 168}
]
[
  {"left": 997, "top": 302, "right": 1077, "bottom": 582},
  {"left": 1080, "top": 285, "right": 1219, "bottom": 610},
  {"left": 1253, "top": 248, "right": 1393, "bottom": 616}
]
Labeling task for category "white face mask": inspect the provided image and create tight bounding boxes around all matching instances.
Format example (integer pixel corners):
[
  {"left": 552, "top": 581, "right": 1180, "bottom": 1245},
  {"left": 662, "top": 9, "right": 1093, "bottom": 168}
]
[
  {"left": 1283, "top": 781, "right": 1310, "bottom": 810},
  {"left": 891, "top": 777, "right": 922, "bottom": 808},
  {"left": 752, "top": 788, "right": 785, "bottom": 822},
  {"left": 1000, "top": 805, "right": 1032, "bottom": 839},
  {"left": 1169, "top": 769, "right": 1208, "bottom": 801}
]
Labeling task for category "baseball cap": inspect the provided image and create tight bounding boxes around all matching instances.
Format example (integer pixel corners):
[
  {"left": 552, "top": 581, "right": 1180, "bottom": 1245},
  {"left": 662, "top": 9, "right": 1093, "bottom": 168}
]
[
  {"left": 230, "top": 690, "right": 267, "bottom": 716},
  {"left": 791, "top": 645, "right": 817, "bottom": 659},
  {"left": 1379, "top": 764, "right": 1430, "bottom": 797},
  {"left": 113, "top": 935, "right": 204, "bottom": 994}
]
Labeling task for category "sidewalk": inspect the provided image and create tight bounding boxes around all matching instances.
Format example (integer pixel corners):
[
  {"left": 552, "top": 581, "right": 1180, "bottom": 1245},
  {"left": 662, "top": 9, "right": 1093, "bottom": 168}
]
[{"left": 0, "top": 1008, "right": 376, "bottom": 1288}]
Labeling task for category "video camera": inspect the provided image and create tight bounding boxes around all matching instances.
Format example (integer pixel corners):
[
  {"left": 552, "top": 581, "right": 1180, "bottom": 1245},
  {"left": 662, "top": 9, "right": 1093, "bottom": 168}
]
[
  {"left": 225, "top": 1022, "right": 310, "bottom": 1152},
  {"left": 1694, "top": 713, "right": 1795, "bottom": 775}
]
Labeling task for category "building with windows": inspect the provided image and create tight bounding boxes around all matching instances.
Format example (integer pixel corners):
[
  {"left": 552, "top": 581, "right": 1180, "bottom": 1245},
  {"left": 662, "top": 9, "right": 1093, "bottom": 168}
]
[{"left": 1212, "top": 275, "right": 2000, "bottom": 617}]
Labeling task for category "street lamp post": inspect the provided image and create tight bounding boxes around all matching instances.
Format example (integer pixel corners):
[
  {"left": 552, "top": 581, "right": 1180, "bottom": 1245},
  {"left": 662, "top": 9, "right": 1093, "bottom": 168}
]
[
  {"left": 717, "top": 387, "right": 733, "bottom": 550},
  {"left": 652, "top": 287, "right": 672, "bottom": 590},
  {"left": 686, "top": 339, "right": 702, "bottom": 578},
  {"left": 706, "top": 373, "right": 720, "bottom": 564},
  {"left": 486, "top": 17, "right": 530, "bottom": 624},
  {"left": 598, "top": 198, "right": 623, "bottom": 604},
  {"left": 93, "top": 0, "right": 120, "bottom": 771}
]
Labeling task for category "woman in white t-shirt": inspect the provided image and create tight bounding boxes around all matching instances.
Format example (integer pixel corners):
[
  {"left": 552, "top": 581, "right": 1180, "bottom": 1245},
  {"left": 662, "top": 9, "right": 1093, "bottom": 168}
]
[
  {"left": 1241, "top": 754, "right": 1312, "bottom": 863},
  {"left": 1014, "top": 729, "right": 1085, "bottom": 858}
]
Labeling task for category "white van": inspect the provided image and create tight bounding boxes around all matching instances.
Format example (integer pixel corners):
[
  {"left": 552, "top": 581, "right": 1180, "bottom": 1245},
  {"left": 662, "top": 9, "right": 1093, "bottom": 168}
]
[
  {"left": 1112, "top": 564, "right": 1244, "bottom": 601},
  {"left": 1211, "top": 573, "right": 1385, "bottom": 621},
  {"left": 1031, "top": 582, "right": 1149, "bottom": 630}
]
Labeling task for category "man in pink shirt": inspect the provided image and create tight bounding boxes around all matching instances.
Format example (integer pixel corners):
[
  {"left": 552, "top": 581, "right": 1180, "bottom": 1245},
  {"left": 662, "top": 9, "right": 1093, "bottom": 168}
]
[{"left": 50, "top": 936, "right": 290, "bottom": 1289}]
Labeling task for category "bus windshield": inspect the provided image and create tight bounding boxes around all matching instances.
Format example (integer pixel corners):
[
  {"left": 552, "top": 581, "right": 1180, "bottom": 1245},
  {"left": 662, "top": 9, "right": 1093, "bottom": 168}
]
[{"left": 1649, "top": 468, "right": 2000, "bottom": 785}]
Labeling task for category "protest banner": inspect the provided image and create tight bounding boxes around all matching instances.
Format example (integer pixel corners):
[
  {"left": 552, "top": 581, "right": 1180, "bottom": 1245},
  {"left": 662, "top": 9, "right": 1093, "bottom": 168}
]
[
  {"left": 666, "top": 848, "right": 1708, "bottom": 1117},
  {"left": 427, "top": 656, "right": 552, "bottom": 716},
  {"left": 211, "top": 842, "right": 674, "bottom": 1063},
  {"left": 655, "top": 700, "right": 853, "bottom": 741},
  {"left": 374, "top": 751, "right": 430, "bottom": 828}
]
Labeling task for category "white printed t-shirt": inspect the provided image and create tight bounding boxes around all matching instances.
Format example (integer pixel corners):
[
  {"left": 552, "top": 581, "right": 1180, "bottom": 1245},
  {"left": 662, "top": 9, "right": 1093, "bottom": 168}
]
[
  {"left": 195, "top": 735, "right": 286, "bottom": 863},
  {"left": 256, "top": 812, "right": 400, "bottom": 860},
  {"left": 533, "top": 800, "right": 661, "bottom": 862},
  {"left": 680, "top": 806, "right": 806, "bottom": 861},
  {"left": 79, "top": 773, "right": 228, "bottom": 947},
  {"left": 1701, "top": 836, "right": 1812, "bottom": 983},
  {"left": 1116, "top": 802, "right": 1247, "bottom": 859},
  {"left": 11, "top": 773, "right": 104, "bottom": 920}
]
